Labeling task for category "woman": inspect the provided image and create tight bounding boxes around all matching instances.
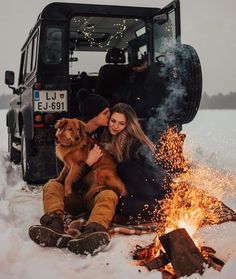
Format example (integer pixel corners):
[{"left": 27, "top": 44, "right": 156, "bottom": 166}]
[{"left": 101, "top": 103, "right": 167, "bottom": 222}]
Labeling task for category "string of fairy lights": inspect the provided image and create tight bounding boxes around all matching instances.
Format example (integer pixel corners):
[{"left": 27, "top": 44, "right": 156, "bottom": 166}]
[
  {"left": 71, "top": 17, "right": 139, "bottom": 49},
  {"left": 71, "top": 16, "right": 174, "bottom": 50}
]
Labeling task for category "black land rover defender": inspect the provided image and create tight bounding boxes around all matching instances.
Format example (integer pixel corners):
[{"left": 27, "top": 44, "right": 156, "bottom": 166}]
[{"left": 5, "top": 0, "right": 202, "bottom": 184}]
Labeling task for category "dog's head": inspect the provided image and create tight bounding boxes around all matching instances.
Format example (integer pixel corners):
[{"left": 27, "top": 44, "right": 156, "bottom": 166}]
[{"left": 55, "top": 118, "right": 87, "bottom": 146}]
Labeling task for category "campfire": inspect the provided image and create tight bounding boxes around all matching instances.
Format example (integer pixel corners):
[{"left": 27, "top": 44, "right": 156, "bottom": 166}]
[
  {"left": 133, "top": 228, "right": 224, "bottom": 278},
  {"left": 132, "top": 126, "right": 236, "bottom": 278}
]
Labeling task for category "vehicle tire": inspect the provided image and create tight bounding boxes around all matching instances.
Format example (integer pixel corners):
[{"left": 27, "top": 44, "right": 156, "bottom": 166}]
[
  {"left": 8, "top": 129, "right": 21, "bottom": 164},
  {"left": 21, "top": 128, "right": 33, "bottom": 183},
  {"left": 138, "top": 44, "right": 202, "bottom": 128},
  {"left": 166, "top": 44, "right": 202, "bottom": 124}
]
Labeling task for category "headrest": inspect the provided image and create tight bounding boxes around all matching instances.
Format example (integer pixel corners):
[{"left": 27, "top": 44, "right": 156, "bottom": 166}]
[{"left": 105, "top": 48, "right": 126, "bottom": 64}]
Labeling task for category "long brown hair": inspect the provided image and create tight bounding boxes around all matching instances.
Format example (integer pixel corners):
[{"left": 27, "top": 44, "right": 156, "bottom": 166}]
[{"left": 102, "top": 103, "right": 155, "bottom": 162}]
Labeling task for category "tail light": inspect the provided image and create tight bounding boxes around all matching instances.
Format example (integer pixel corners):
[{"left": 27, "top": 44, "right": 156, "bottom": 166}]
[
  {"left": 35, "top": 114, "right": 43, "bottom": 123},
  {"left": 44, "top": 113, "right": 55, "bottom": 124},
  {"left": 34, "top": 113, "right": 44, "bottom": 128},
  {"left": 34, "top": 113, "right": 56, "bottom": 128},
  {"left": 33, "top": 82, "right": 42, "bottom": 90}
]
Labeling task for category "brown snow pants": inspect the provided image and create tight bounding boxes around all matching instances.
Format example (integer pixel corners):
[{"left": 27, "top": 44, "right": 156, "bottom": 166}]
[{"left": 43, "top": 179, "right": 118, "bottom": 229}]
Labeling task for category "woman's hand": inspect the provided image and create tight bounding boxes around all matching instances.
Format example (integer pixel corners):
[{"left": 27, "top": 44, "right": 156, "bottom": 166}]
[{"left": 85, "top": 144, "right": 103, "bottom": 167}]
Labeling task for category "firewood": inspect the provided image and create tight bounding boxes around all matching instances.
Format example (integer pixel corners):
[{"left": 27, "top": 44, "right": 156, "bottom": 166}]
[
  {"left": 159, "top": 228, "right": 205, "bottom": 277},
  {"left": 200, "top": 246, "right": 224, "bottom": 271},
  {"left": 207, "top": 255, "right": 224, "bottom": 272},
  {"left": 133, "top": 243, "right": 159, "bottom": 260},
  {"left": 145, "top": 250, "right": 170, "bottom": 270},
  {"left": 161, "top": 270, "right": 176, "bottom": 279}
]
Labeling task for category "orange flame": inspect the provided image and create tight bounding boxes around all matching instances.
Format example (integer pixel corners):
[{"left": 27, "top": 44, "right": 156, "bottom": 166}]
[
  {"left": 154, "top": 126, "right": 236, "bottom": 239},
  {"left": 134, "top": 126, "right": 235, "bottom": 276}
]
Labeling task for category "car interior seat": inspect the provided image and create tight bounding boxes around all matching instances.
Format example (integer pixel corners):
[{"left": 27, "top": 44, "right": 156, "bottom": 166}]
[{"left": 96, "top": 47, "right": 129, "bottom": 101}]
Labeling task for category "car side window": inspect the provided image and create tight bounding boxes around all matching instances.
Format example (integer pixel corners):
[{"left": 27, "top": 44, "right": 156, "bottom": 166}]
[
  {"left": 25, "top": 41, "right": 33, "bottom": 77},
  {"left": 31, "top": 32, "right": 39, "bottom": 72},
  {"left": 18, "top": 51, "right": 26, "bottom": 85},
  {"left": 43, "top": 27, "right": 62, "bottom": 64}
]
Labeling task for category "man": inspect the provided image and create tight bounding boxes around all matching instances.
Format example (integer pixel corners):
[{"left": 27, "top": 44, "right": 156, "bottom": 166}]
[{"left": 29, "top": 90, "right": 119, "bottom": 255}]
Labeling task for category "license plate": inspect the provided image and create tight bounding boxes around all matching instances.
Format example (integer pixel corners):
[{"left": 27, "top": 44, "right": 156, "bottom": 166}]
[{"left": 34, "top": 90, "right": 68, "bottom": 112}]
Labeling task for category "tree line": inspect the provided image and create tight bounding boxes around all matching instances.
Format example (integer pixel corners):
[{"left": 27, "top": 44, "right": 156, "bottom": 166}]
[{"left": 200, "top": 92, "right": 236, "bottom": 109}]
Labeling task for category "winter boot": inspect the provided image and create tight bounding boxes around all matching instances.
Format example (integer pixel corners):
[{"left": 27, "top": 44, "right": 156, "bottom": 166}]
[
  {"left": 67, "top": 222, "right": 110, "bottom": 255},
  {"left": 28, "top": 213, "right": 73, "bottom": 248}
]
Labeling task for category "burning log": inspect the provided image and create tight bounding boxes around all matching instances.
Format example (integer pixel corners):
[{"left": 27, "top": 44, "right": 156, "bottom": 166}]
[
  {"left": 200, "top": 246, "right": 225, "bottom": 272},
  {"left": 133, "top": 228, "right": 225, "bottom": 278},
  {"left": 144, "top": 250, "right": 169, "bottom": 270},
  {"left": 162, "top": 270, "right": 176, "bottom": 279},
  {"left": 159, "top": 228, "right": 205, "bottom": 277},
  {"left": 133, "top": 242, "right": 160, "bottom": 261}
]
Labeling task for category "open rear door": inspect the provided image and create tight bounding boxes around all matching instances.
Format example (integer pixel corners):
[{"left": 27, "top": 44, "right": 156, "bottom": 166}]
[
  {"left": 151, "top": 0, "right": 180, "bottom": 61},
  {"left": 145, "top": 0, "right": 202, "bottom": 126}
]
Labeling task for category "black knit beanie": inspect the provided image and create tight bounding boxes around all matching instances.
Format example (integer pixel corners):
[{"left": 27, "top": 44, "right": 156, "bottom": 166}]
[{"left": 77, "top": 89, "right": 109, "bottom": 121}]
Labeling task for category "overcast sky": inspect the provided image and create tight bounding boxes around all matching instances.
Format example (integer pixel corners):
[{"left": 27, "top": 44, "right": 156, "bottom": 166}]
[{"left": 1, "top": 0, "right": 236, "bottom": 96}]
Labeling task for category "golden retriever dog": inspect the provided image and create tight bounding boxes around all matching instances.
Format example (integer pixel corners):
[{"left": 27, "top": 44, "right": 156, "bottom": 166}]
[{"left": 54, "top": 118, "right": 127, "bottom": 199}]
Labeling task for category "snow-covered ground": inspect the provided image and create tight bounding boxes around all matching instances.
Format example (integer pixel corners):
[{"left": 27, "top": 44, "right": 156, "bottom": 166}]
[{"left": 0, "top": 109, "right": 236, "bottom": 279}]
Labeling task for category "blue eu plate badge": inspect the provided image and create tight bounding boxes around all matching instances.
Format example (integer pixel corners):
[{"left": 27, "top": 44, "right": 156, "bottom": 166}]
[{"left": 34, "top": 91, "right": 40, "bottom": 101}]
